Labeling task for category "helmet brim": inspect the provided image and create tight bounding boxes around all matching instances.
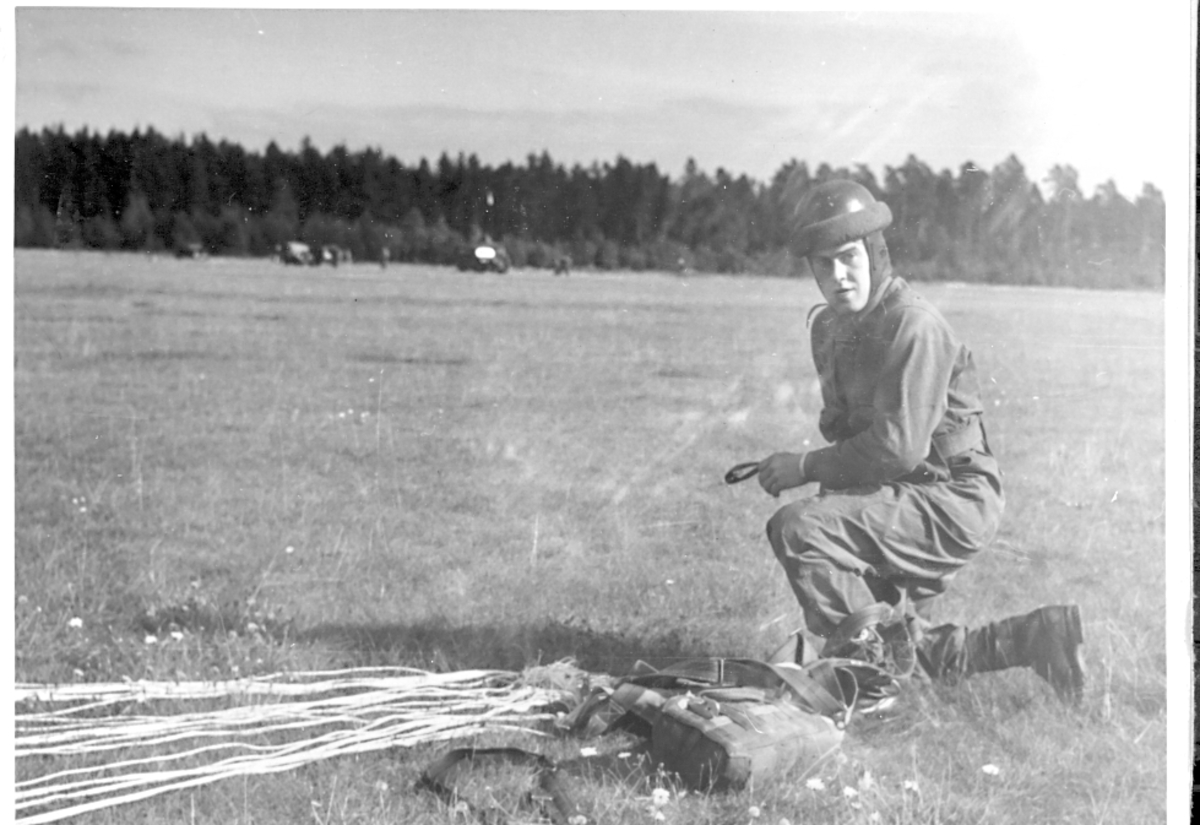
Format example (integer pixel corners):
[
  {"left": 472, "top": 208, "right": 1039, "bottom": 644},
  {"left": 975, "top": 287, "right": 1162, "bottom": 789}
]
[{"left": 793, "top": 201, "right": 893, "bottom": 259}]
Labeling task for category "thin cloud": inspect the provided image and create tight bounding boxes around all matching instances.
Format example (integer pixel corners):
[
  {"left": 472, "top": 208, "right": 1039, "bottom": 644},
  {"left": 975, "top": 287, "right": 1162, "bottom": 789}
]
[
  {"left": 16, "top": 79, "right": 106, "bottom": 106},
  {"left": 96, "top": 36, "right": 148, "bottom": 59},
  {"left": 14, "top": 8, "right": 1175, "bottom": 196},
  {"left": 206, "top": 96, "right": 801, "bottom": 178},
  {"left": 20, "top": 36, "right": 81, "bottom": 60}
]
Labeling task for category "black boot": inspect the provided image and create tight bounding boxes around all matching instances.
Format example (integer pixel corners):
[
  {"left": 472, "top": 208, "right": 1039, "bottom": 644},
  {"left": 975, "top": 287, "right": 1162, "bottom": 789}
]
[
  {"left": 820, "top": 603, "right": 918, "bottom": 679},
  {"left": 924, "top": 605, "right": 1086, "bottom": 703}
]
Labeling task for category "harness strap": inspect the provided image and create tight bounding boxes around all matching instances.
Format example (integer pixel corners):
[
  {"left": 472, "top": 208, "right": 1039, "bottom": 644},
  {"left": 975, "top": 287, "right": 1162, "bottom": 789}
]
[
  {"left": 822, "top": 600, "right": 921, "bottom": 682},
  {"left": 823, "top": 603, "right": 897, "bottom": 655},
  {"left": 627, "top": 658, "right": 848, "bottom": 721},
  {"left": 764, "top": 662, "right": 849, "bottom": 720}
]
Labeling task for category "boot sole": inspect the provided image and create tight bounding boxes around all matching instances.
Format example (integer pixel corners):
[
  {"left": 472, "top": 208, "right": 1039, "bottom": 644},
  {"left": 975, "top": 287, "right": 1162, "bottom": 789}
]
[{"left": 1048, "top": 604, "right": 1086, "bottom": 704}]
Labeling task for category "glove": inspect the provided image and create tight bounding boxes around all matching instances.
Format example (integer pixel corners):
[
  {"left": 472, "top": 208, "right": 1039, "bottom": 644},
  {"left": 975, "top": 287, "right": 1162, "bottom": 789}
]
[{"left": 757, "top": 452, "right": 808, "bottom": 498}]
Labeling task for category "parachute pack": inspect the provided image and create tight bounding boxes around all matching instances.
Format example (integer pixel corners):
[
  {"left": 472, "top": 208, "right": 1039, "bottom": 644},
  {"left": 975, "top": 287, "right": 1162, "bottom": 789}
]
[
  {"left": 414, "top": 655, "right": 900, "bottom": 823},
  {"left": 558, "top": 656, "right": 899, "bottom": 792}
]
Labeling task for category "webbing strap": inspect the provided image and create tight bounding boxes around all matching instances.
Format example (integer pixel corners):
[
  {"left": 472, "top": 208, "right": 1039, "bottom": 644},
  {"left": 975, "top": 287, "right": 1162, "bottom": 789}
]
[
  {"left": 764, "top": 663, "right": 848, "bottom": 720},
  {"left": 627, "top": 658, "right": 848, "bottom": 721}
]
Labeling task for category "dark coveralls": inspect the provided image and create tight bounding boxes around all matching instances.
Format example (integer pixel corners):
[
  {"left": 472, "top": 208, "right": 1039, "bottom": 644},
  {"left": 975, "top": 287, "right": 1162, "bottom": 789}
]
[{"left": 767, "top": 274, "right": 1003, "bottom": 675}]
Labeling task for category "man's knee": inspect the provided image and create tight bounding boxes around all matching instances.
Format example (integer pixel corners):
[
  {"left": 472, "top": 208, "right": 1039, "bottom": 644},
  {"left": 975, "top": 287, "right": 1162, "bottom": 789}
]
[{"left": 766, "top": 500, "right": 824, "bottom": 561}]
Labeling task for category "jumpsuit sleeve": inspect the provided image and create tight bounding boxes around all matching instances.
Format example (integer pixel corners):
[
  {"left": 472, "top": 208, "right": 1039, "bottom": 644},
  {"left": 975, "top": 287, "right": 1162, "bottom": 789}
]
[{"left": 804, "top": 307, "right": 957, "bottom": 488}]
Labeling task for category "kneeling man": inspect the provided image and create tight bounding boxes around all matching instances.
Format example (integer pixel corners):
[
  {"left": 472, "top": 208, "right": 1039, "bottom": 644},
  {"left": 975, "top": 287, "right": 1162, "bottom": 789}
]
[{"left": 757, "top": 180, "right": 1085, "bottom": 703}]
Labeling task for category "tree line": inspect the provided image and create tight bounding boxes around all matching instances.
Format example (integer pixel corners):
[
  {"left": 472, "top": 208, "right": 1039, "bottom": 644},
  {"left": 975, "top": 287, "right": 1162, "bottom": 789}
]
[{"left": 14, "top": 125, "right": 1164, "bottom": 289}]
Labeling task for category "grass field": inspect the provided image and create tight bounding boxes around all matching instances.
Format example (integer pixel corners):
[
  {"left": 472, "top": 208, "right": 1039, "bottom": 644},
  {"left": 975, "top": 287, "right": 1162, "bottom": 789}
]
[{"left": 13, "top": 250, "right": 1171, "bottom": 823}]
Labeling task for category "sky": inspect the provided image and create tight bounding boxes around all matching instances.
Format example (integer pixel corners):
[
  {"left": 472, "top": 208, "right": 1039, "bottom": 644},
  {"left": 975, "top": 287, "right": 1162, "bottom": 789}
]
[{"left": 10, "top": 6, "right": 1192, "bottom": 201}]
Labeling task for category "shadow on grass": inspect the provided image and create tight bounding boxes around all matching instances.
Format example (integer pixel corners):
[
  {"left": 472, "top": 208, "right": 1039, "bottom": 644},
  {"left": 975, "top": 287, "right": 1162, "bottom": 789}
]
[{"left": 297, "top": 617, "right": 715, "bottom": 676}]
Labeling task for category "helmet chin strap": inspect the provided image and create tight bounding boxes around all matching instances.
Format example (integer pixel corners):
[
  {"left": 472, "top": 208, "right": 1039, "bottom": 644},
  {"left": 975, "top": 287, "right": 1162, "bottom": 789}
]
[{"left": 853, "top": 230, "right": 894, "bottom": 319}]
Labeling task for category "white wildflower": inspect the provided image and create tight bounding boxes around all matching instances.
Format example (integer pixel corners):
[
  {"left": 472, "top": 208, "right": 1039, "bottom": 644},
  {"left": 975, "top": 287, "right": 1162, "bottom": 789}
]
[
  {"left": 858, "top": 770, "right": 875, "bottom": 790},
  {"left": 373, "top": 780, "right": 388, "bottom": 793},
  {"left": 170, "top": 630, "right": 184, "bottom": 641},
  {"left": 651, "top": 787, "right": 671, "bottom": 808},
  {"left": 779, "top": 819, "right": 793, "bottom": 825},
  {"left": 144, "top": 634, "right": 158, "bottom": 645},
  {"left": 842, "top": 786, "right": 858, "bottom": 799},
  {"left": 617, "top": 751, "right": 632, "bottom": 759},
  {"left": 748, "top": 804, "right": 761, "bottom": 818},
  {"left": 579, "top": 746, "right": 599, "bottom": 757},
  {"left": 68, "top": 617, "right": 83, "bottom": 629},
  {"left": 285, "top": 545, "right": 295, "bottom": 554},
  {"left": 903, "top": 780, "right": 920, "bottom": 793},
  {"left": 868, "top": 813, "right": 882, "bottom": 824},
  {"left": 981, "top": 764, "right": 1000, "bottom": 776},
  {"left": 569, "top": 817, "right": 588, "bottom": 825},
  {"left": 805, "top": 777, "right": 826, "bottom": 791}
]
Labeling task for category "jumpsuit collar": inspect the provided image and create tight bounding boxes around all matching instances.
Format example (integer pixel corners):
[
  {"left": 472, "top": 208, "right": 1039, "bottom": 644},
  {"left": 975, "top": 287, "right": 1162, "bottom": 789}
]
[{"left": 837, "top": 275, "right": 902, "bottom": 333}]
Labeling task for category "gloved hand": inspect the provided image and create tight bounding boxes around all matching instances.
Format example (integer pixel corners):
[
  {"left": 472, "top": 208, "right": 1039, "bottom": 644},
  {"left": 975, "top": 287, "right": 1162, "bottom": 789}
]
[{"left": 757, "top": 452, "right": 808, "bottom": 497}]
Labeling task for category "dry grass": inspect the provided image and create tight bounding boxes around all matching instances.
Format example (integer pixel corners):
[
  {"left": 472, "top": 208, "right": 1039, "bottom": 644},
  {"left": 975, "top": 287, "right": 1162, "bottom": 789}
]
[{"left": 14, "top": 250, "right": 1170, "bottom": 823}]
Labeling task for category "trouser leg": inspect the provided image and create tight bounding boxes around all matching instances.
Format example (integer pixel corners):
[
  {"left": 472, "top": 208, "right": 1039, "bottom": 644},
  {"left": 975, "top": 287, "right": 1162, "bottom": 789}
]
[
  {"left": 918, "top": 605, "right": 1086, "bottom": 703},
  {"left": 766, "top": 505, "right": 880, "bottom": 639},
  {"left": 765, "top": 491, "right": 966, "bottom": 641},
  {"left": 765, "top": 479, "right": 997, "bottom": 670}
]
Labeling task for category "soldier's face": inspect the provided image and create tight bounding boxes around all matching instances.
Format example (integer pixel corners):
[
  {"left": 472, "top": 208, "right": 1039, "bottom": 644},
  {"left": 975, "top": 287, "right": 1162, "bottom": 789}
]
[{"left": 809, "top": 239, "right": 871, "bottom": 315}]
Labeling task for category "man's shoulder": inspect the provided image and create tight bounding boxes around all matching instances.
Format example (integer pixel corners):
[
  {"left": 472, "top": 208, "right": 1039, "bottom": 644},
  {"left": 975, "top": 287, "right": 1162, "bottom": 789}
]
[
  {"left": 879, "top": 278, "right": 948, "bottom": 322},
  {"left": 875, "top": 280, "right": 960, "bottom": 343},
  {"left": 878, "top": 277, "right": 925, "bottom": 310},
  {"left": 808, "top": 303, "right": 836, "bottom": 330}
]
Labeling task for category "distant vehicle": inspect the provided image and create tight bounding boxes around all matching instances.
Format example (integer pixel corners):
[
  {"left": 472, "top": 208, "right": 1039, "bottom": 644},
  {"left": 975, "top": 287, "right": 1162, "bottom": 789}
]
[
  {"left": 320, "top": 244, "right": 353, "bottom": 266},
  {"left": 279, "top": 241, "right": 315, "bottom": 266},
  {"left": 456, "top": 243, "right": 510, "bottom": 274},
  {"left": 175, "top": 242, "right": 207, "bottom": 259}
]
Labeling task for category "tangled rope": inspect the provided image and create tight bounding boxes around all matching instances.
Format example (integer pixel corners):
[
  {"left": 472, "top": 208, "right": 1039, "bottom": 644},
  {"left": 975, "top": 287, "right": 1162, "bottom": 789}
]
[{"left": 15, "top": 666, "right": 579, "bottom": 824}]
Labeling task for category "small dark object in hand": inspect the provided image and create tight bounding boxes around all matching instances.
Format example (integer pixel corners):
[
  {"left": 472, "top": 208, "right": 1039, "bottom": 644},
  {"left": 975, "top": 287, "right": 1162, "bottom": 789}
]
[{"left": 724, "top": 462, "right": 761, "bottom": 485}]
